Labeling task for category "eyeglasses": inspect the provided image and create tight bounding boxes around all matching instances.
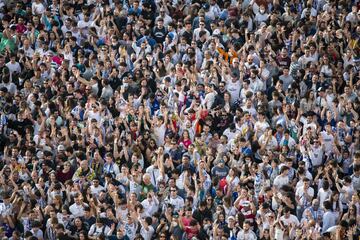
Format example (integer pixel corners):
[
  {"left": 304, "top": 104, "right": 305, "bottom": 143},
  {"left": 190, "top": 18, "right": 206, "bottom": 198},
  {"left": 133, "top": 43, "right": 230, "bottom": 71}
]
[{"left": 170, "top": 189, "right": 176, "bottom": 192}]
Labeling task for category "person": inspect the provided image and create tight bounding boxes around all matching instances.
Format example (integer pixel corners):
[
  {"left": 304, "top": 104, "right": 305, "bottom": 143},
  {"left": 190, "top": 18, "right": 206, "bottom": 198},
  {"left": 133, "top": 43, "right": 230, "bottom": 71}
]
[
  {"left": 322, "top": 200, "right": 339, "bottom": 234},
  {"left": 88, "top": 218, "right": 113, "bottom": 239},
  {"left": 236, "top": 220, "right": 257, "bottom": 240},
  {"left": 295, "top": 177, "right": 314, "bottom": 218}
]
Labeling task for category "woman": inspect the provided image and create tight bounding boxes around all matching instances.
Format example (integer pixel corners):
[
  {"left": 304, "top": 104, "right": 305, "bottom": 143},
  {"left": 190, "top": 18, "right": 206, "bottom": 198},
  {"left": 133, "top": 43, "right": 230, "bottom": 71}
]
[
  {"left": 223, "top": 92, "right": 232, "bottom": 112},
  {"left": 79, "top": 230, "right": 89, "bottom": 240},
  {"left": 145, "top": 138, "right": 158, "bottom": 163},
  {"left": 226, "top": 168, "right": 240, "bottom": 193},
  {"left": 178, "top": 130, "right": 192, "bottom": 150},
  {"left": 69, "top": 218, "right": 88, "bottom": 238},
  {"left": 328, "top": 191, "right": 343, "bottom": 216},
  {"left": 222, "top": 195, "right": 237, "bottom": 217},
  {"left": 51, "top": 195, "right": 63, "bottom": 213},
  {"left": 56, "top": 161, "right": 73, "bottom": 183},
  {"left": 214, "top": 212, "right": 227, "bottom": 229},
  {"left": 341, "top": 205, "right": 359, "bottom": 225},
  {"left": 300, "top": 90, "right": 316, "bottom": 114}
]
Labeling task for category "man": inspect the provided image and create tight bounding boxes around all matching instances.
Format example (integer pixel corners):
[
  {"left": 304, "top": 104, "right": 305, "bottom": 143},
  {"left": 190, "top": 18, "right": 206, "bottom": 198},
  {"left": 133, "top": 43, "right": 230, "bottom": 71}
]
[
  {"left": 226, "top": 71, "right": 241, "bottom": 105},
  {"left": 295, "top": 177, "right": 314, "bottom": 219},
  {"left": 351, "top": 165, "right": 360, "bottom": 191},
  {"left": 83, "top": 206, "right": 96, "bottom": 229},
  {"left": 164, "top": 187, "right": 184, "bottom": 212},
  {"left": 141, "top": 192, "right": 159, "bottom": 217},
  {"left": 145, "top": 158, "right": 161, "bottom": 187},
  {"left": 90, "top": 178, "right": 105, "bottom": 198},
  {"left": 279, "top": 67, "right": 294, "bottom": 91},
  {"left": 279, "top": 130, "right": 297, "bottom": 150},
  {"left": 69, "top": 193, "right": 88, "bottom": 218},
  {"left": 103, "top": 153, "right": 120, "bottom": 178},
  {"left": 139, "top": 216, "right": 154, "bottom": 240},
  {"left": 236, "top": 220, "right": 257, "bottom": 240},
  {"left": 152, "top": 18, "right": 167, "bottom": 44},
  {"left": 88, "top": 218, "right": 112, "bottom": 239},
  {"left": 322, "top": 200, "right": 338, "bottom": 234},
  {"left": 307, "top": 138, "right": 324, "bottom": 168},
  {"left": 192, "top": 201, "right": 212, "bottom": 224},
  {"left": 176, "top": 154, "right": 195, "bottom": 175},
  {"left": 72, "top": 160, "right": 96, "bottom": 182},
  {"left": 280, "top": 207, "right": 300, "bottom": 227},
  {"left": 155, "top": 7, "right": 172, "bottom": 27},
  {"left": 211, "top": 159, "right": 229, "bottom": 179},
  {"left": 302, "top": 199, "right": 324, "bottom": 224},
  {"left": 273, "top": 166, "right": 290, "bottom": 190}
]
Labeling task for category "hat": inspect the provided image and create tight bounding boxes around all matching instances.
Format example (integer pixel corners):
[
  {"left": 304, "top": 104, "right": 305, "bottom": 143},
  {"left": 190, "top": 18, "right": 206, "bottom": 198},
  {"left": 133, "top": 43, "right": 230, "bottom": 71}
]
[
  {"left": 317, "top": 87, "right": 325, "bottom": 92},
  {"left": 0, "top": 87, "right": 7, "bottom": 93},
  {"left": 57, "top": 145, "right": 65, "bottom": 151},
  {"left": 202, "top": 3, "right": 210, "bottom": 10},
  {"left": 36, "top": 151, "right": 44, "bottom": 159},
  {"left": 228, "top": 216, "right": 235, "bottom": 221},
  {"left": 219, "top": 12, "right": 227, "bottom": 20},
  {"left": 260, "top": 22, "right": 267, "bottom": 28},
  {"left": 167, "top": 32, "right": 174, "bottom": 41},
  {"left": 219, "top": 159, "right": 225, "bottom": 164},
  {"left": 212, "top": 29, "right": 221, "bottom": 35}
]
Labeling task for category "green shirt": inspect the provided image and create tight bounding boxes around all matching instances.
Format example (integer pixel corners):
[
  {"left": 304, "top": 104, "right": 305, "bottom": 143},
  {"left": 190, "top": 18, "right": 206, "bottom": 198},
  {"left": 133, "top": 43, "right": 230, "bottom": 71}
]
[{"left": 0, "top": 33, "right": 16, "bottom": 53}]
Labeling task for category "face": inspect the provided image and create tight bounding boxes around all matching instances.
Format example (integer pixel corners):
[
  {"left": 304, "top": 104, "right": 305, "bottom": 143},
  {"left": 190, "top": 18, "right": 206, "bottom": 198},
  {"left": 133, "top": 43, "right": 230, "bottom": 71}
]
[{"left": 170, "top": 187, "right": 177, "bottom": 197}]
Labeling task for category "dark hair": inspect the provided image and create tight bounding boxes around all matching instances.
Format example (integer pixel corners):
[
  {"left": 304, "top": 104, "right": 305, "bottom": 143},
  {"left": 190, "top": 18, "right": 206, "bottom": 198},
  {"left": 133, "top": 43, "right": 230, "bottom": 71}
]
[{"left": 323, "top": 200, "right": 332, "bottom": 210}]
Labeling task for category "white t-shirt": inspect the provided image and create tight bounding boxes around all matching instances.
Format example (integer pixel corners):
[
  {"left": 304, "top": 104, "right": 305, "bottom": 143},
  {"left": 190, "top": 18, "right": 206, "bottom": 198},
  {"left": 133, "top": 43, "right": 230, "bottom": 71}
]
[
  {"left": 153, "top": 123, "right": 166, "bottom": 146},
  {"left": 318, "top": 188, "right": 332, "bottom": 209},
  {"left": 254, "top": 120, "right": 270, "bottom": 138},
  {"left": 259, "top": 135, "right": 278, "bottom": 150},
  {"left": 32, "top": 2, "right": 45, "bottom": 15},
  {"left": 165, "top": 196, "right": 184, "bottom": 212},
  {"left": 69, "top": 203, "right": 85, "bottom": 218},
  {"left": 273, "top": 175, "right": 289, "bottom": 189},
  {"left": 88, "top": 224, "right": 111, "bottom": 237},
  {"left": 226, "top": 80, "right": 241, "bottom": 104},
  {"left": 237, "top": 230, "right": 257, "bottom": 240},
  {"left": 295, "top": 186, "right": 314, "bottom": 207},
  {"left": 140, "top": 225, "right": 155, "bottom": 240},
  {"left": 141, "top": 198, "right": 159, "bottom": 217},
  {"left": 309, "top": 146, "right": 324, "bottom": 167},
  {"left": 90, "top": 185, "right": 105, "bottom": 197},
  {"left": 320, "top": 131, "right": 334, "bottom": 154},
  {"left": 6, "top": 61, "right": 21, "bottom": 74},
  {"left": 280, "top": 214, "right": 300, "bottom": 226}
]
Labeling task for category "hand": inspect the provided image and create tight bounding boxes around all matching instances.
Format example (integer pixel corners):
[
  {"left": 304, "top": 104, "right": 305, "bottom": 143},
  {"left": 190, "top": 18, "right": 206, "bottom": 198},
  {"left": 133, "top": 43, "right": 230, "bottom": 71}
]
[{"left": 74, "top": 69, "right": 80, "bottom": 78}]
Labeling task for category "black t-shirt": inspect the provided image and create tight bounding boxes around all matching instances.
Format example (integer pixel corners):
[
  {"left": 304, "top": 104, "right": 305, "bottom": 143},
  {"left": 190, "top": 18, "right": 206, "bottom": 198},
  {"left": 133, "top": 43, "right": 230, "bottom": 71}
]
[
  {"left": 152, "top": 26, "right": 167, "bottom": 43},
  {"left": 182, "top": 30, "right": 193, "bottom": 45}
]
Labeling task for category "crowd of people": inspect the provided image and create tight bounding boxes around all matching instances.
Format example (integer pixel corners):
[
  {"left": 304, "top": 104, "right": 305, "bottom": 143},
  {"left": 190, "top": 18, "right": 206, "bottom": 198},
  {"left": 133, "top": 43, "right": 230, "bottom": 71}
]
[{"left": 0, "top": 0, "right": 359, "bottom": 239}]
